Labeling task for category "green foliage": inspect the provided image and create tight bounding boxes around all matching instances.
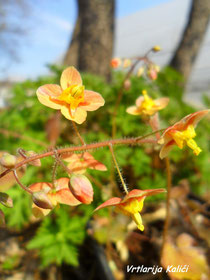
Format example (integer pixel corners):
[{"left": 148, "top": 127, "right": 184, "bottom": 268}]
[
  {"left": 0, "top": 64, "right": 209, "bottom": 268},
  {"left": 1, "top": 255, "right": 20, "bottom": 270},
  {"left": 27, "top": 206, "right": 91, "bottom": 267}
]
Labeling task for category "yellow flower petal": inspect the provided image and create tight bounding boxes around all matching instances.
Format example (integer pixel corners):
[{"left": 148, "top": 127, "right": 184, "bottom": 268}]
[
  {"left": 60, "top": 105, "right": 87, "bottom": 124},
  {"left": 60, "top": 66, "right": 82, "bottom": 90},
  {"left": 36, "top": 84, "right": 63, "bottom": 109},
  {"left": 126, "top": 106, "right": 140, "bottom": 115},
  {"left": 154, "top": 97, "right": 169, "bottom": 110},
  {"left": 80, "top": 90, "right": 105, "bottom": 111}
]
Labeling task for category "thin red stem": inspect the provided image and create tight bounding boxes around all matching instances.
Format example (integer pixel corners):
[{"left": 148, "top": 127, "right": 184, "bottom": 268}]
[
  {"left": 71, "top": 121, "right": 86, "bottom": 145},
  {"left": 0, "top": 130, "right": 162, "bottom": 180},
  {"left": 13, "top": 170, "right": 32, "bottom": 194}
]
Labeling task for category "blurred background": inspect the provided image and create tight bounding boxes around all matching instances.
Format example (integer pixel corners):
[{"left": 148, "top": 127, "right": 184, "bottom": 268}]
[{"left": 0, "top": 0, "right": 210, "bottom": 279}]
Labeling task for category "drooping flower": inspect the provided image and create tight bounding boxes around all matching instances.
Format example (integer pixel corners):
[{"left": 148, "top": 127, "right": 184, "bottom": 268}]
[
  {"left": 123, "top": 59, "right": 131, "bottom": 68},
  {"left": 69, "top": 174, "right": 93, "bottom": 204},
  {"left": 110, "top": 58, "right": 121, "bottom": 68},
  {"left": 36, "top": 67, "right": 105, "bottom": 124},
  {"left": 0, "top": 153, "right": 17, "bottom": 169},
  {"left": 126, "top": 90, "right": 169, "bottom": 117},
  {"left": 62, "top": 152, "right": 107, "bottom": 174},
  {"left": 147, "top": 64, "right": 160, "bottom": 80},
  {"left": 158, "top": 110, "right": 210, "bottom": 159},
  {"left": 137, "top": 67, "right": 145, "bottom": 77},
  {"left": 94, "top": 188, "right": 166, "bottom": 231},
  {"left": 29, "top": 178, "right": 81, "bottom": 218}
]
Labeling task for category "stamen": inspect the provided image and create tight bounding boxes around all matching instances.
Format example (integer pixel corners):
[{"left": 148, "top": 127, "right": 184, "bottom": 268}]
[
  {"left": 171, "top": 125, "right": 201, "bottom": 155},
  {"left": 186, "top": 139, "right": 202, "bottom": 155},
  {"left": 141, "top": 90, "right": 155, "bottom": 111},
  {"left": 59, "top": 85, "right": 85, "bottom": 109},
  {"left": 132, "top": 212, "right": 144, "bottom": 231}
]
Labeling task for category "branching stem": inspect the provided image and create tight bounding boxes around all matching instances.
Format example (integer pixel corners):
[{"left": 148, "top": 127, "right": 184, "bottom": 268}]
[
  {"left": 53, "top": 150, "right": 72, "bottom": 175},
  {"left": 0, "top": 130, "right": 163, "bottom": 180}
]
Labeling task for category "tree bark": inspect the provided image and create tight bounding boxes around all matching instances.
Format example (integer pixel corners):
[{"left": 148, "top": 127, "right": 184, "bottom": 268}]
[
  {"left": 63, "top": 0, "right": 115, "bottom": 81},
  {"left": 63, "top": 16, "right": 81, "bottom": 68},
  {"left": 169, "top": 0, "right": 210, "bottom": 86}
]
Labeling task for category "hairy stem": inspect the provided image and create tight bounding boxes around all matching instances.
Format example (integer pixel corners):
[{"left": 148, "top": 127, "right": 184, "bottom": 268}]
[
  {"left": 13, "top": 170, "right": 32, "bottom": 194},
  {"left": 0, "top": 130, "right": 163, "bottom": 180},
  {"left": 51, "top": 160, "right": 59, "bottom": 189},
  {"left": 71, "top": 120, "right": 86, "bottom": 145},
  {"left": 53, "top": 150, "right": 72, "bottom": 175},
  {"left": 161, "top": 157, "right": 172, "bottom": 261},
  {"left": 109, "top": 144, "right": 128, "bottom": 194}
]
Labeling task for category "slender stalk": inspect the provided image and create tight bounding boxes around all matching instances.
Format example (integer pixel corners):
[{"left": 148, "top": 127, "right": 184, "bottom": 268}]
[
  {"left": 112, "top": 59, "right": 140, "bottom": 138},
  {"left": 0, "top": 130, "right": 161, "bottom": 180},
  {"left": 51, "top": 160, "right": 59, "bottom": 189},
  {"left": 53, "top": 150, "right": 72, "bottom": 175},
  {"left": 13, "top": 170, "right": 32, "bottom": 194},
  {"left": 111, "top": 54, "right": 153, "bottom": 138},
  {"left": 17, "top": 148, "right": 27, "bottom": 158},
  {"left": 160, "top": 157, "right": 172, "bottom": 260},
  {"left": 71, "top": 120, "right": 86, "bottom": 145},
  {"left": 109, "top": 144, "right": 128, "bottom": 194}
]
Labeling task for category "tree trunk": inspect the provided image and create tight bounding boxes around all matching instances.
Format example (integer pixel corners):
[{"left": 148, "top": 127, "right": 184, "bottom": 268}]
[
  {"left": 64, "top": 0, "right": 115, "bottom": 81},
  {"left": 169, "top": 0, "right": 210, "bottom": 86},
  {"left": 63, "top": 16, "right": 81, "bottom": 68}
]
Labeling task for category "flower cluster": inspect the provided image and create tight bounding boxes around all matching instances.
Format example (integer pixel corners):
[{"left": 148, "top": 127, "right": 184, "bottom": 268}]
[
  {"left": 111, "top": 45, "right": 161, "bottom": 81},
  {"left": 110, "top": 58, "right": 131, "bottom": 69},
  {"left": 1, "top": 65, "right": 209, "bottom": 235}
]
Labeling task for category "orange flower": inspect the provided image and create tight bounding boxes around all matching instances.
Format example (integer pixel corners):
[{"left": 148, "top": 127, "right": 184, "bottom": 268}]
[
  {"left": 95, "top": 188, "right": 166, "bottom": 231},
  {"left": 110, "top": 58, "right": 121, "bottom": 68},
  {"left": 29, "top": 178, "right": 81, "bottom": 218},
  {"left": 36, "top": 67, "right": 105, "bottom": 124},
  {"left": 159, "top": 110, "right": 210, "bottom": 159},
  {"left": 62, "top": 152, "right": 107, "bottom": 174},
  {"left": 126, "top": 90, "right": 169, "bottom": 117},
  {"left": 147, "top": 64, "right": 160, "bottom": 80}
]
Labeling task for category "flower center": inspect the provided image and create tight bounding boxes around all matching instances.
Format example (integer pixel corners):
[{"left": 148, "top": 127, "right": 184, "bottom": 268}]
[
  {"left": 141, "top": 90, "right": 155, "bottom": 112},
  {"left": 117, "top": 197, "right": 145, "bottom": 231},
  {"left": 171, "top": 125, "right": 201, "bottom": 155},
  {"left": 59, "top": 85, "right": 85, "bottom": 110}
]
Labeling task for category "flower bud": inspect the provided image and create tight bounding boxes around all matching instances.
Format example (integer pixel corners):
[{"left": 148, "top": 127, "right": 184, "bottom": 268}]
[
  {"left": 152, "top": 45, "right": 161, "bottom": 52},
  {"left": 147, "top": 67, "right": 158, "bottom": 80},
  {"left": 123, "top": 79, "right": 131, "bottom": 91},
  {"left": 0, "top": 153, "right": 17, "bottom": 169},
  {"left": 110, "top": 58, "right": 121, "bottom": 69},
  {"left": 0, "top": 192, "right": 13, "bottom": 208},
  {"left": 69, "top": 174, "right": 93, "bottom": 204},
  {"left": 123, "top": 59, "right": 131, "bottom": 68},
  {"left": 137, "top": 67, "right": 144, "bottom": 77},
  {"left": 32, "top": 191, "right": 54, "bottom": 209}
]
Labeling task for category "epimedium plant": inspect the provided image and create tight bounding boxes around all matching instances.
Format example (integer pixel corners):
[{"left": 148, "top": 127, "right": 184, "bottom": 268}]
[{"left": 0, "top": 46, "right": 209, "bottom": 269}]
